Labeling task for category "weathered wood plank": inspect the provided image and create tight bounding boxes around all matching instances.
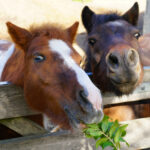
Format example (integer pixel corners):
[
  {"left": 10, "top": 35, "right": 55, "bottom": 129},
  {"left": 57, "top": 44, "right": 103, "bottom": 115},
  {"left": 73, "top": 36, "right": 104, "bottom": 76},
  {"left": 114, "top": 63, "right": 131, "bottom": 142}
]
[
  {"left": 0, "top": 117, "right": 46, "bottom": 136},
  {"left": 121, "top": 117, "right": 150, "bottom": 150},
  {"left": 0, "top": 81, "right": 150, "bottom": 119},
  {"left": 0, "top": 131, "right": 95, "bottom": 150},
  {"left": 143, "top": 66, "right": 150, "bottom": 82},
  {"left": 103, "top": 82, "right": 150, "bottom": 105},
  {"left": 143, "top": 0, "right": 150, "bottom": 34},
  {"left": 0, "top": 83, "right": 38, "bottom": 119},
  {"left": 0, "top": 117, "right": 150, "bottom": 150}
]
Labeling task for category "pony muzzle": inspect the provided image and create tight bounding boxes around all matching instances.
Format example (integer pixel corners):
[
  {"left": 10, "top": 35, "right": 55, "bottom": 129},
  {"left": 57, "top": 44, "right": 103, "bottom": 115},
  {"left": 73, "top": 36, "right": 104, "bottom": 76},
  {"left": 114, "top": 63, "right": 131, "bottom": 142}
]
[
  {"left": 77, "top": 89, "right": 104, "bottom": 124},
  {"left": 63, "top": 89, "right": 104, "bottom": 129},
  {"left": 106, "top": 47, "right": 142, "bottom": 94}
]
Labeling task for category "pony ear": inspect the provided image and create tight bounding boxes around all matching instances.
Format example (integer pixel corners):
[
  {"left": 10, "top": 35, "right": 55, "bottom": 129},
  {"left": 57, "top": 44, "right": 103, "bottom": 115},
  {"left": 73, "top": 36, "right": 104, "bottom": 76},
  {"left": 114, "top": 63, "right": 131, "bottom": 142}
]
[
  {"left": 82, "top": 6, "right": 95, "bottom": 33},
  {"left": 122, "top": 2, "right": 139, "bottom": 26},
  {"left": 66, "top": 21, "right": 79, "bottom": 44},
  {"left": 6, "top": 22, "right": 32, "bottom": 51}
]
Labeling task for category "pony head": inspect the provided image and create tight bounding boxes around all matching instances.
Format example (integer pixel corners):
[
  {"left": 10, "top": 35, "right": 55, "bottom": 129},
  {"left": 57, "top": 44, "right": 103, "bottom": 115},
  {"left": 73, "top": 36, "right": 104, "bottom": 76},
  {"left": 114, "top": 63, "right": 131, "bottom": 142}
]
[
  {"left": 82, "top": 2, "right": 143, "bottom": 96},
  {"left": 6, "top": 21, "right": 103, "bottom": 130}
]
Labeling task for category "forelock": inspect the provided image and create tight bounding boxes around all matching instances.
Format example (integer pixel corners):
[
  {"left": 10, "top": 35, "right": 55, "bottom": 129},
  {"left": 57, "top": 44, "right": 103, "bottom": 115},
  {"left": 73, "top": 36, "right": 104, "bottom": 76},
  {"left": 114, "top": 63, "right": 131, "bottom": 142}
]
[
  {"left": 29, "top": 23, "right": 67, "bottom": 40},
  {"left": 95, "top": 13, "right": 122, "bottom": 25}
]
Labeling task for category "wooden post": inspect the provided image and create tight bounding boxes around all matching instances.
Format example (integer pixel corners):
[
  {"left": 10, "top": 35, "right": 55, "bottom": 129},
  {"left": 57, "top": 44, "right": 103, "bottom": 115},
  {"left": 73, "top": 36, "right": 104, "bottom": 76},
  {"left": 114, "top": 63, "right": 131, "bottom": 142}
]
[{"left": 143, "top": 0, "right": 150, "bottom": 34}]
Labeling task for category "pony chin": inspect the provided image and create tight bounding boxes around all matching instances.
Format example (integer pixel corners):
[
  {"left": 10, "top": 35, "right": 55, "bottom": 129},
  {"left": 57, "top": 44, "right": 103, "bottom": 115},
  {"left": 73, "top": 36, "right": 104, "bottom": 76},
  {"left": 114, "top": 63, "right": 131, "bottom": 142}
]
[
  {"left": 112, "top": 83, "right": 137, "bottom": 96},
  {"left": 43, "top": 114, "right": 87, "bottom": 133}
]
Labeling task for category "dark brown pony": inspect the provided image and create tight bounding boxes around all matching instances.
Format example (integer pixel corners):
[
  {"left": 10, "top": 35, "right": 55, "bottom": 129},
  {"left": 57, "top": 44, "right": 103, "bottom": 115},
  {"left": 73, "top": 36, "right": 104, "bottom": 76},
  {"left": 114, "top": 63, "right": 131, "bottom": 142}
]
[
  {"left": 0, "top": 21, "right": 103, "bottom": 132},
  {"left": 81, "top": 3, "right": 145, "bottom": 121}
]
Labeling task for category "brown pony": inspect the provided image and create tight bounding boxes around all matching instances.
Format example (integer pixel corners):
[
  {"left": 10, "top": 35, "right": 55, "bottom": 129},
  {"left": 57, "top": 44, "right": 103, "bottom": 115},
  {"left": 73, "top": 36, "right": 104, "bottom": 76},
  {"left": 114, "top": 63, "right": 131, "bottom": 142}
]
[
  {"left": 0, "top": 21, "right": 103, "bottom": 131},
  {"left": 81, "top": 3, "right": 145, "bottom": 121}
]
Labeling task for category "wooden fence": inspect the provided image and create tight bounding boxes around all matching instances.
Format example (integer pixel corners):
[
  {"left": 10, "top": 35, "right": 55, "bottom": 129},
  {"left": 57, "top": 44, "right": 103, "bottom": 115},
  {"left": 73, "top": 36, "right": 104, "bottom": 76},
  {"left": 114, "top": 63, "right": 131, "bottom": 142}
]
[
  {"left": 0, "top": 0, "right": 150, "bottom": 149},
  {"left": 0, "top": 65, "right": 150, "bottom": 150}
]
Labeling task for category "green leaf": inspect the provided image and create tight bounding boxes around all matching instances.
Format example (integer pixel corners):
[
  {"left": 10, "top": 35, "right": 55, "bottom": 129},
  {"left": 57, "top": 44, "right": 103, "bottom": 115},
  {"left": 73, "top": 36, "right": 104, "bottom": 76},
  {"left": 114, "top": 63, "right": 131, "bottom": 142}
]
[
  {"left": 116, "top": 142, "right": 121, "bottom": 149},
  {"left": 114, "top": 124, "right": 128, "bottom": 143},
  {"left": 119, "top": 137, "right": 130, "bottom": 147},
  {"left": 109, "top": 120, "right": 119, "bottom": 138},
  {"left": 101, "top": 141, "right": 113, "bottom": 149},
  {"left": 101, "top": 116, "right": 109, "bottom": 132},
  {"left": 120, "top": 124, "right": 128, "bottom": 131},
  {"left": 84, "top": 128, "right": 102, "bottom": 138},
  {"left": 86, "top": 123, "right": 99, "bottom": 129},
  {"left": 90, "top": 131, "right": 103, "bottom": 137},
  {"left": 84, "top": 128, "right": 98, "bottom": 133},
  {"left": 85, "top": 134, "right": 93, "bottom": 138},
  {"left": 121, "top": 130, "right": 126, "bottom": 137},
  {"left": 95, "top": 137, "right": 108, "bottom": 149},
  {"left": 114, "top": 128, "right": 122, "bottom": 143},
  {"left": 107, "top": 121, "right": 113, "bottom": 131},
  {"left": 93, "top": 136, "right": 100, "bottom": 140}
]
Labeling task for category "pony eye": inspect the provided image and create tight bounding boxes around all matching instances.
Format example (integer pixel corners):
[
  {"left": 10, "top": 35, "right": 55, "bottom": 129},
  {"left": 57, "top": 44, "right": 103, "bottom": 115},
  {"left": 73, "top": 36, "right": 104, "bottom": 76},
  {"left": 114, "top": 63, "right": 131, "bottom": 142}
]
[
  {"left": 134, "top": 32, "right": 141, "bottom": 39},
  {"left": 34, "top": 54, "right": 45, "bottom": 63},
  {"left": 88, "top": 38, "right": 96, "bottom": 46}
]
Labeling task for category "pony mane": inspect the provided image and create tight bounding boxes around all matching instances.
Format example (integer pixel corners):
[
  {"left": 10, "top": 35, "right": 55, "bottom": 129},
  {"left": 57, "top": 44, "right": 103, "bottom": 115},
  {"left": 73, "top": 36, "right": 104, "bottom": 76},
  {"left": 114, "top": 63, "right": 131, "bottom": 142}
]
[
  {"left": 29, "top": 23, "right": 67, "bottom": 39},
  {"left": 96, "top": 12, "right": 122, "bottom": 24}
]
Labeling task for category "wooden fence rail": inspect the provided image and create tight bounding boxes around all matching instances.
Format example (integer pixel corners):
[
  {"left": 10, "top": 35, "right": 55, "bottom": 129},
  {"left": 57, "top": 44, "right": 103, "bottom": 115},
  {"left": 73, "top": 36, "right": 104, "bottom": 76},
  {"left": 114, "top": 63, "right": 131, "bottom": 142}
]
[
  {"left": 0, "top": 117, "right": 150, "bottom": 150},
  {"left": 0, "top": 81, "right": 150, "bottom": 119},
  {"left": 0, "top": 65, "right": 150, "bottom": 119}
]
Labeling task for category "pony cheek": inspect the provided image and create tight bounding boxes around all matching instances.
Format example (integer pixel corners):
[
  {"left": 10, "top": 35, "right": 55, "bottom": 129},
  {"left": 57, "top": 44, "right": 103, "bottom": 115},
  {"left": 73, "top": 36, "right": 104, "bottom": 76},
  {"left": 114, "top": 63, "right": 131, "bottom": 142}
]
[
  {"left": 136, "top": 63, "right": 144, "bottom": 86},
  {"left": 93, "top": 53, "right": 101, "bottom": 63},
  {"left": 38, "top": 75, "right": 51, "bottom": 85},
  {"left": 23, "top": 86, "right": 45, "bottom": 112},
  {"left": 31, "top": 69, "right": 52, "bottom": 85}
]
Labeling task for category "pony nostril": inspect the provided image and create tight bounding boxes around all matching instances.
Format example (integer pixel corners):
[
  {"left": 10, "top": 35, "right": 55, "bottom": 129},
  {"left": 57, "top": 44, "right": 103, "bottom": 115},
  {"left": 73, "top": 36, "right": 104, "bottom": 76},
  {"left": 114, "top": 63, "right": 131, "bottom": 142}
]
[
  {"left": 107, "top": 53, "right": 119, "bottom": 69},
  {"left": 127, "top": 49, "right": 138, "bottom": 66},
  {"left": 109, "top": 54, "right": 118, "bottom": 65},
  {"left": 78, "top": 90, "right": 93, "bottom": 113},
  {"left": 129, "top": 50, "right": 134, "bottom": 61},
  {"left": 79, "top": 90, "right": 89, "bottom": 103}
]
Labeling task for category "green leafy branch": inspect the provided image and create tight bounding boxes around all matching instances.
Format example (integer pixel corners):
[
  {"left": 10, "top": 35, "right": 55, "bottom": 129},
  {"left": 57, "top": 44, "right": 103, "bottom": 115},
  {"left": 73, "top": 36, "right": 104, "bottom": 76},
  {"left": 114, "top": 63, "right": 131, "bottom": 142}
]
[{"left": 83, "top": 115, "right": 129, "bottom": 150}]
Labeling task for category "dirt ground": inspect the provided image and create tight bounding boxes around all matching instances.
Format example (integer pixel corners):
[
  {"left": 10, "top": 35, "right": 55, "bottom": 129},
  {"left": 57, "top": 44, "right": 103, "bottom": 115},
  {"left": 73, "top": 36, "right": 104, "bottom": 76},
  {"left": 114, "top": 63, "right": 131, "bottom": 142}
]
[{"left": 0, "top": 0, "right": 147, "bottom": 55}]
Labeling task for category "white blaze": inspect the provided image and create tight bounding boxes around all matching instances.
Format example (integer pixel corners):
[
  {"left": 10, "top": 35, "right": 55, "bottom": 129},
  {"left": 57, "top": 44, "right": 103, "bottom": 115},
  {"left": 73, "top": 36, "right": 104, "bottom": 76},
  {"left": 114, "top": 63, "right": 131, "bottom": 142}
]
[
  {"left": 49, "top": 39, "right": 102, "bottom": 111},
  {"left": 0, "top": 44, "right": 15, "bottom": 80}
]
